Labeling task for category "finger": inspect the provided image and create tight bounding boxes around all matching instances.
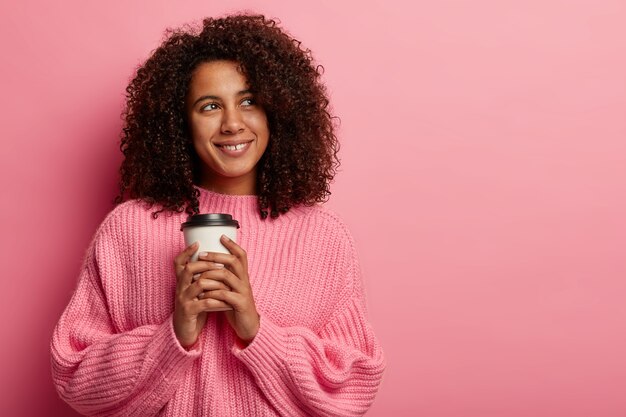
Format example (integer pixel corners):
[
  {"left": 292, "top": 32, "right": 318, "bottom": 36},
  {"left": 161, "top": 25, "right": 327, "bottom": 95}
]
[
  {"left": 202, "top": 289, "right": 243, "bottom": 311},
  {"left": 199, "top": 297, "right": 233, "bottom": 312},
  {"left": 220, "top": 235, "right": 245, "bottom": 258},
  {"left": 183, "top": 277, "right": 227, "bottom": 300},
  {"left": 185, "top": 260, "right": 226, "bottom": 277},
  {"left": 197, "top": 251, "right": 236, "bottom": 266},
  {"left": 177, "top": 261, "right": 196, "bottom": 288},
  {"left": 198, "top": 248, "right": 247, "bottom": 283},
  {"left": 195, "top": 269, "right": 234, "bottom": 288},
  {"left": 220, "top": 235, "right": 249, "bottom": 279},
  {"left": 186, "top": 296, "right": 231, "bottom": 314},
  {"left": 192, "top": 279, "right": 230, "bottom": 298},
  {"left": 188, "top": 261, "right": 220, "bottom": 289},
  {"left": 189, "top": 261, "right": 226, "bottom": 282},
  {"left": 220, "top": 235, "right": 248, "bottom": 266},
  {"left": 174, "top": 242, "right": 199, "bottom": 272},
  {"left": 178, "top": 260, "right": 222, "bottom": 289},
  {"left": 198, "top": 268, "right": 245, "bottom": 293}
]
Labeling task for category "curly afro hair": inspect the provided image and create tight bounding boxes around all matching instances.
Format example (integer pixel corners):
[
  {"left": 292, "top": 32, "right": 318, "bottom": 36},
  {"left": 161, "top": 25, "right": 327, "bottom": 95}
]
[{"left": 115, "top": 13, "right": 340, "bottom": 219}]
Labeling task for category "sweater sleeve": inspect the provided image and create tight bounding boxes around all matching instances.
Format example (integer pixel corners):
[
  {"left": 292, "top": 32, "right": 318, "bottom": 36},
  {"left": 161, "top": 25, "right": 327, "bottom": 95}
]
[
  {"left": 50, "top": 212, "right": 200, "bottom": 417},
  {"left": 232, "top": 224, "right": 386, "bottom": 417}
]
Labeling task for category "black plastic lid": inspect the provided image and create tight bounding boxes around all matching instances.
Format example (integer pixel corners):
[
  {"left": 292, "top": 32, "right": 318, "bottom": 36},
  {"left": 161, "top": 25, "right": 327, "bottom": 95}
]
[{"left": 180, "top": 213, "right": 240, "bottom": 230}]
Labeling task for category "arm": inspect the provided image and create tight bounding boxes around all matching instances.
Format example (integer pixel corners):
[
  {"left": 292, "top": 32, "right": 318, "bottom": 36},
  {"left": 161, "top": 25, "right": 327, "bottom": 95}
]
[
  {"left": 233, "top": 291, "right": 385, "bottom": 417},
  {"left": 231, "top": 229, "right": 386, "bottom": 417},
  {"left": 50, "top": 215, "right": 200, "bottom": 417}
]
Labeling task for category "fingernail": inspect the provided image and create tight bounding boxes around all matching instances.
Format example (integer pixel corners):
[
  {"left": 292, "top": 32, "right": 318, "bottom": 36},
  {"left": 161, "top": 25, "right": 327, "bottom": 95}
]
[
  {"left": 199, "top": 252, "right": 208, "bottom": 258},
  {"left": 214, "top": 263, "right": 224, "bottom": 268},
  {"left": 221, "top": 234, "right": 230, "bottom": 241}
]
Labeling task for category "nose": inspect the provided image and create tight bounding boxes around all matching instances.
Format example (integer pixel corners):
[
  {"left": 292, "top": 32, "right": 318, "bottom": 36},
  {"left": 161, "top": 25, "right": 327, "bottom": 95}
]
[{"left": 221, "top": 107, "right": 245, "bottom": 134}]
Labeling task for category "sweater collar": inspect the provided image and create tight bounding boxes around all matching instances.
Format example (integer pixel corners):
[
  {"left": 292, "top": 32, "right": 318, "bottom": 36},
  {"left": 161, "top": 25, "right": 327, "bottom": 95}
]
[{"left": 193, "top": 185, "right": 260, "bottom": 223}]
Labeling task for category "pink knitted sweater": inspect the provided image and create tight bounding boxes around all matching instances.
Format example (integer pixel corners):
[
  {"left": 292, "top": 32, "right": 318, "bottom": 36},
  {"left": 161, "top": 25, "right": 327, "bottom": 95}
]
[{"left": 51, "top": 187, "right": 385, "bottom": 416}]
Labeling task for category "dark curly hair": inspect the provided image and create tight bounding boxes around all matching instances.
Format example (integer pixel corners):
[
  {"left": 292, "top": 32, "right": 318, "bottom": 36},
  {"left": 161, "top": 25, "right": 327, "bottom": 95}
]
[{"left": 115, "top": 13, "right": 340, "bottom": 219}]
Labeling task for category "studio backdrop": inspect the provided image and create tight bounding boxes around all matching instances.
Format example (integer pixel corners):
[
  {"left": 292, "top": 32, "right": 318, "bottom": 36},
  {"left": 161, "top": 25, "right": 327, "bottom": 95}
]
[{"left": 1, "top": 0, "right": 625, "bottom": 416}]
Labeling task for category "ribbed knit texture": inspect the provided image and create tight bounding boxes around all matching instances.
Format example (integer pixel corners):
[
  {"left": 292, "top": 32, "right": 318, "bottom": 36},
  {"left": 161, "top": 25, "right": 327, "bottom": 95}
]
[{"left": 51, "top": 187, "right": 385, "bottom": 416}]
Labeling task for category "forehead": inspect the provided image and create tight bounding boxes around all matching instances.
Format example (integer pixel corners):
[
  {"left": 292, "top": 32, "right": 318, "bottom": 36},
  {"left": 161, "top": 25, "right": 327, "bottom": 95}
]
[{"left": 188, "top": 60, "right": 249, "bottom": 93}]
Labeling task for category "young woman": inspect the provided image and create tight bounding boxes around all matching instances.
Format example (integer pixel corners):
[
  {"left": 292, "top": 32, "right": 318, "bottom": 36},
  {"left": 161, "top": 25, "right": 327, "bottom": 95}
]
[{"left": 51, "top": 14, "right": 385, "bottom": 417}]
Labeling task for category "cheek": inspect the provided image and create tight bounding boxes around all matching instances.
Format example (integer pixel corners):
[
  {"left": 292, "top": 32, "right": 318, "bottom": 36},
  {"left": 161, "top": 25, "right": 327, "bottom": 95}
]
[
  {"left": 246, "top": 112, "right": 269, "bottom": 135},
  {"left": 189, "top": 117, "right": 220, "bottom": 146},
  {"left": 189, "top": 127, "right": 214, "bottom": 159}
]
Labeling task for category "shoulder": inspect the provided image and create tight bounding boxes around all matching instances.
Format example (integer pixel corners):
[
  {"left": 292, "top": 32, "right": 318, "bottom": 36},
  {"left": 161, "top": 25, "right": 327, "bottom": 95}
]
[
  {"left": 91, "top": 199, "right": 181, "bottom": 247},
  {"left": 288, "top": 204, "right": 356, "bottom": 244},
  {"left": 95, "top": 200, "right": 153, "bottom": 235},
  {"left": 288, "top": 204, "right": 366, "bottom": 302},
  {"left": 283, "top": 204, "right": 360, "bottom": 271}
]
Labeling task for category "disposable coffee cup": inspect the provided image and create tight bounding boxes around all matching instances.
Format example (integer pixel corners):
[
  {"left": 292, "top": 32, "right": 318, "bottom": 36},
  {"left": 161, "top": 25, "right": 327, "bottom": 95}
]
[
  {"left": 181, "top": 213, "right": 240, "bottom": 312},
  {"left": 181, "top": 213, "right": 240, "bottom": 262}
]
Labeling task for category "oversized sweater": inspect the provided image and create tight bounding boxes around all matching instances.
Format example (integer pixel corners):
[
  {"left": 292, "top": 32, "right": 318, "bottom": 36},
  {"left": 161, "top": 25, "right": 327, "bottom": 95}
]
[{"left": 51, "top": 186, "right": 386, "bottom": 417}]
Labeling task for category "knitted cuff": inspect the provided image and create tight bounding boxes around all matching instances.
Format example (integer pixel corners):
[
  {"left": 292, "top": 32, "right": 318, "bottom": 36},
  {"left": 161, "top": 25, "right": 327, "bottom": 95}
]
[
  {"left": 145, "top": 314, "right": 202, "bottom": 381},
  {"left": 231, "top": 315, "right": 288, "bottom": 375}
]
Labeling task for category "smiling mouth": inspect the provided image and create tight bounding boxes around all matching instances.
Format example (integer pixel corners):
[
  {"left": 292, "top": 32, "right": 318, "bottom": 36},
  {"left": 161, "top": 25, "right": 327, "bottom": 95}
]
[
  {"left": 215, "top": 140, "right": 253, "bottom": 151},
  {"left": 219, "top": 143, "right": 247, "bottom": 151},
  {"left": 214, "top": 140, "right": 254, "bottom": 156}
]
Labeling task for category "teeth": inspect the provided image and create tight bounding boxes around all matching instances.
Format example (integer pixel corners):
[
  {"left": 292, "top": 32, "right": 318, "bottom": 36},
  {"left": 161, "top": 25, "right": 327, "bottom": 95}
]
[{"left": 223, "top": 143, "right": 247, "bottom": 151}]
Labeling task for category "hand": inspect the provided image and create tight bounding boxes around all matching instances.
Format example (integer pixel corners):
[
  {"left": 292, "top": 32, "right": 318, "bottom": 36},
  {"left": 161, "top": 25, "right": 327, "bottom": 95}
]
[
  {"left": 197, "top": 235, "right": 260, "bottom": 344},
  {"left": 173, "top": 242, "right": 231, "bottom": 349}
]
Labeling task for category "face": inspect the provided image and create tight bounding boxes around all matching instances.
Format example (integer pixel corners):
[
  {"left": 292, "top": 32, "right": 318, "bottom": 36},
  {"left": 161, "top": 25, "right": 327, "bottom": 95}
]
[{"left": 186, "top": 60, "right": 270, "bottom": 195}]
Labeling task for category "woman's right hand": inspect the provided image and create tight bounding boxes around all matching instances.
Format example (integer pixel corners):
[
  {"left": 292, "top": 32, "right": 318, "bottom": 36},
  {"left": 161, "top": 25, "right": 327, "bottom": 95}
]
[{"left": 173, "top": 242, "right": 231, "bottom": 349}]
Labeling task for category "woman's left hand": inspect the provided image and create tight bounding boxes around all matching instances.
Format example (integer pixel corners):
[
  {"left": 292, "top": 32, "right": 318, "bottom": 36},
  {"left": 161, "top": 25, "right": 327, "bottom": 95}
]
[{"left": 196, "top": 235, "right": 260, "bottom": 345}]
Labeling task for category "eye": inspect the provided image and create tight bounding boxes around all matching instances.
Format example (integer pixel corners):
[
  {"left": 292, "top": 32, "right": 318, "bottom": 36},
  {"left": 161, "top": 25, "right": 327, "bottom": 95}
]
[
  {"left": 241, "top": 97, "right": 255, "bottom": 107},
  {"left": 201, "top": 102, "right": 219, "bottom": 112}
]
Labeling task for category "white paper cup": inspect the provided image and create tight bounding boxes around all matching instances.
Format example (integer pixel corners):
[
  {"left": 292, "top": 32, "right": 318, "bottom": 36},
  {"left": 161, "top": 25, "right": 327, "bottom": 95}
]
[
  {"left": 181, "top": 213, "right": 240, "bottom": 262},
  {"left": 181, "top": 213, "right": 240, "bottom": 311}
]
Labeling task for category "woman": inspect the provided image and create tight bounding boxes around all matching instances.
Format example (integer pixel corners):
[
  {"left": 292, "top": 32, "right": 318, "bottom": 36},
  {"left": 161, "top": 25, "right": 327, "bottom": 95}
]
[{"left": 51, "top": 13, "right": 385, "bottom": 416}]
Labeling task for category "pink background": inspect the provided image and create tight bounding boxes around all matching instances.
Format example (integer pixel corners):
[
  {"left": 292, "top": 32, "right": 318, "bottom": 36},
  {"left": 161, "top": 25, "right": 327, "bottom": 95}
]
[{"left": 1, "top": 0, "right": 625, "bottom": 416}]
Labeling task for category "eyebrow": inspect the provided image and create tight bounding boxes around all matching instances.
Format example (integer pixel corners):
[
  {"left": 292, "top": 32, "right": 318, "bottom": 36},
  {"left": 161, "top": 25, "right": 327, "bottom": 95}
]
[{"left": 192, "top": 89, "right": 253, "bottom": 107}]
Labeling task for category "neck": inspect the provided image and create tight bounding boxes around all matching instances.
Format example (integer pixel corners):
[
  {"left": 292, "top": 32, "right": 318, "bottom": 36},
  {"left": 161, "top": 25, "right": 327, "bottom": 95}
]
[{"left": 197, "top": 171, "right": 257, "bottom": 196}]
